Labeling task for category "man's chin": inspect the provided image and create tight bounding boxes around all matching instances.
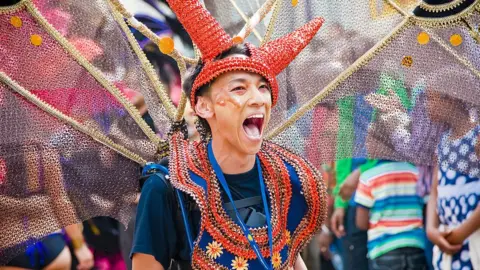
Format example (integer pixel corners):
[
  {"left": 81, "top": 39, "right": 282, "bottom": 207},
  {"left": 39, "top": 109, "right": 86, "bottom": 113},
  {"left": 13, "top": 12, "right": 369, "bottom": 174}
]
[{"left": 240, "top": 141, "right": 263, "bottom": 155}]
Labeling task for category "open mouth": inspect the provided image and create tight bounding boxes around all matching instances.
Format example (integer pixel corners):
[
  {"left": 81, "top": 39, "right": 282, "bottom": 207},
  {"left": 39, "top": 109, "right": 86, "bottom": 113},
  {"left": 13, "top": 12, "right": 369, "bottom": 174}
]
[{"left": 242, "top": 114, "right": 264, "bottom": 139}]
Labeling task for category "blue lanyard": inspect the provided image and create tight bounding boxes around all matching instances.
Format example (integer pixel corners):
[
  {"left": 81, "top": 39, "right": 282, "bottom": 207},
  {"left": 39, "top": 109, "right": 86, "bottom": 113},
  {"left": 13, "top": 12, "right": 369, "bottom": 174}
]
[{"left": 208, "top": 142, "right": 273, "bottom": 270}]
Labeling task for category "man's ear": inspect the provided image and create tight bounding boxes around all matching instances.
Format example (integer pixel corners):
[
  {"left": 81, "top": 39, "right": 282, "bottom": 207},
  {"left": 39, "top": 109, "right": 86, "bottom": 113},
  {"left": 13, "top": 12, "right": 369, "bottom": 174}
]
[{"left": 195, "top": 96, "right": 214, "bottom": 119}]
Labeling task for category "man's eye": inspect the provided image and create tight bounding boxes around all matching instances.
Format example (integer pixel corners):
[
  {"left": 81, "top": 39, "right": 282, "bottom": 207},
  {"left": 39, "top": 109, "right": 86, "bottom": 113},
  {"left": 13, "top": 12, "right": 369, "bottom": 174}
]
[
  {"left": 231, "top": 86, "right": 245, "bottom": 92},
  {"left": 259, "top": 85, "right": 270, "bottom": 92}
]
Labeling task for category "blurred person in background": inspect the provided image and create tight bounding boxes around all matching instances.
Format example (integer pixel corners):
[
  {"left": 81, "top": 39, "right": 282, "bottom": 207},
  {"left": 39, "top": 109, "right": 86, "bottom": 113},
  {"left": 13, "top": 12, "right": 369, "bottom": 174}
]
[
  {"left": 355, "top": 161, "right": 427, "bottom": 270},
  {"left": 424, "top": 69, "right": 480, "bottom": 270}
]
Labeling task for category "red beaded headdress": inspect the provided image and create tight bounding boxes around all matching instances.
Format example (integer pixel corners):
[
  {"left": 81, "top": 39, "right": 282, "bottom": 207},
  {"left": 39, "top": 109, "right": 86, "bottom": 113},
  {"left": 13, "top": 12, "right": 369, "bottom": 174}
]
[{"left": 166, "top": 0, "right": 324, "bottom": 107}]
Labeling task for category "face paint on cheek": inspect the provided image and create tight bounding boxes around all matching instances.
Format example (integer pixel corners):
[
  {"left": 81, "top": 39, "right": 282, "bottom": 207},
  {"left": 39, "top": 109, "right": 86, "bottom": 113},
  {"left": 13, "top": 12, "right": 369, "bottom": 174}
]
[{"left": 215, "top": 90, "right": 242, "bottom": 108}]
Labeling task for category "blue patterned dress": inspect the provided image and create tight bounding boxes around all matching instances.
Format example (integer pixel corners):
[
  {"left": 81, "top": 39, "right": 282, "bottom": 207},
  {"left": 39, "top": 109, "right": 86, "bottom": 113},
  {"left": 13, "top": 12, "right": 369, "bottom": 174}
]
[{"left": 435, "top": 125, "right": 480, "bottom": 270}]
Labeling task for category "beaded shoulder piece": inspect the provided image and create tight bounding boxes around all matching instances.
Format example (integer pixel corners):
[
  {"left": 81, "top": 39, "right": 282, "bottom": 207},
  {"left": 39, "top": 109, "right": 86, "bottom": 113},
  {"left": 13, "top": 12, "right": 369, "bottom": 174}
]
[{"left": 168, "top": 130, "right": 327, "bottom": 269}]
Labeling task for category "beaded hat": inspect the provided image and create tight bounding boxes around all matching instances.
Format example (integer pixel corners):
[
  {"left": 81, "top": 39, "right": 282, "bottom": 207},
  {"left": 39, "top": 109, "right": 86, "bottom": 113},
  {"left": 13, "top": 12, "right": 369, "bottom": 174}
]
[{"left": 165, "top": 0, "right": 324, "bottom": 107}]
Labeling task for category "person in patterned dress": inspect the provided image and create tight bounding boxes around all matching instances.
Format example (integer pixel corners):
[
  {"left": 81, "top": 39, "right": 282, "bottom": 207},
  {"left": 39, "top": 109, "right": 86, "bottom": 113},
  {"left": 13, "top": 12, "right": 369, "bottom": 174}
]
[{"left": 425, "top": 69, "right": 480, "bottom": 270}]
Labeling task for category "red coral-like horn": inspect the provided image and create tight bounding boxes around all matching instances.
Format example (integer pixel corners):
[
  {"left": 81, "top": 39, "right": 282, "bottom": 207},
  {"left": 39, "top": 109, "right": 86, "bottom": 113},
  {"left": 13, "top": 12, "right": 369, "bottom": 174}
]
[
  {"left": 259, "top": 17, "right": 324, "bottom": 75},
  {"left": 166, "top": 0, "right": 233, "bottom": 61}
]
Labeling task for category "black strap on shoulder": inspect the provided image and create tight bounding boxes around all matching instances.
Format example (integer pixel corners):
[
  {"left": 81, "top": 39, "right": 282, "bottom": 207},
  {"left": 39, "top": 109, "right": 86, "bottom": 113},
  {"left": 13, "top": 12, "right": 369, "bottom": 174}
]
[{"left": 223, "top": 196, "right": 262, "bottom": 211}]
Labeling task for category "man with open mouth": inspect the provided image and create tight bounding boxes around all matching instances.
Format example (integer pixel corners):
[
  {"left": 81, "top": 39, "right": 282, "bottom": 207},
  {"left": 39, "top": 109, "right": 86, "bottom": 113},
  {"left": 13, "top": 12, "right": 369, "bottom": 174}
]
[{"left": 131, "top": 0, "right": 328, "bottom": 269}]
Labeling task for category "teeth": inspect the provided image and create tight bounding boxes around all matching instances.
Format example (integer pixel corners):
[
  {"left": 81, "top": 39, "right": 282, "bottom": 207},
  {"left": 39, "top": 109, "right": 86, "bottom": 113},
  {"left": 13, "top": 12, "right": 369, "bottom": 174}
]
[{"left": 247, "top": 114, "right": 264, "bottom": 119}]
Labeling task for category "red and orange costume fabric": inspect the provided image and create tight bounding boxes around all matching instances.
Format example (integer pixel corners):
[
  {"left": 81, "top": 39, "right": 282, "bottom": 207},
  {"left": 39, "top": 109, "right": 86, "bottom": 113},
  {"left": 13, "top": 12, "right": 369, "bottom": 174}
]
[{"left": 163, "top": 0, "right": 327, "bottom": 268}]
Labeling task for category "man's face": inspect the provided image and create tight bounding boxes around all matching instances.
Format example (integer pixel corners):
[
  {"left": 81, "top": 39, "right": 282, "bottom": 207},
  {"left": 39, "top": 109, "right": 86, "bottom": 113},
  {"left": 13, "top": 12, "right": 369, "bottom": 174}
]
[{"left": 196, "top": 68, "right": 272, "bottom": 155}]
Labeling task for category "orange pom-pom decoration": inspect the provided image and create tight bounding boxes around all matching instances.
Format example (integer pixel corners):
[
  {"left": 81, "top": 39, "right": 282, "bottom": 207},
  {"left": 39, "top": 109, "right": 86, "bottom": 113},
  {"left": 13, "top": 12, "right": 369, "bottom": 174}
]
[{"left": 158, "top": 37, "right": 175, "bottom": 54}]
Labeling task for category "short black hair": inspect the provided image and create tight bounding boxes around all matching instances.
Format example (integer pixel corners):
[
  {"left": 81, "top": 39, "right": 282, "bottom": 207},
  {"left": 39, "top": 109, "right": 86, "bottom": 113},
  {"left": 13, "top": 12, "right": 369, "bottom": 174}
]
[{"left": 183, "top": 44, "right": 250, "bottom": 140}]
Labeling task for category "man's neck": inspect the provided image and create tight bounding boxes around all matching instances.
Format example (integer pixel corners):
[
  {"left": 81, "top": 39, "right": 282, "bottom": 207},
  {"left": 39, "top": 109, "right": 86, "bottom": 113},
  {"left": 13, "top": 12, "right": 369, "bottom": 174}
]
[{"left": 211, "top": 138, "right": 256, "bottom": 175}]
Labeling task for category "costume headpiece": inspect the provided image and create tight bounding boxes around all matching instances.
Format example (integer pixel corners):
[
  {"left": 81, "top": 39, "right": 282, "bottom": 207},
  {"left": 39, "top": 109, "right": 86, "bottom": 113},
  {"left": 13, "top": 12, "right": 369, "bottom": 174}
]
[{"left": 165, "top": 0, "right": 324, "bottom": 107}]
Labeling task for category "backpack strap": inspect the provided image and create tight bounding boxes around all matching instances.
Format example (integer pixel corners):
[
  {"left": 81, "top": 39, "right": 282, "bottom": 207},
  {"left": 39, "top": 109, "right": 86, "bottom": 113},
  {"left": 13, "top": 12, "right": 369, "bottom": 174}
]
[
  {"left": 175, "top": 188, "right": 194, "bottom": 253},
  {"left": 142, "top": 162, "right": 195, "bottom": 254}
]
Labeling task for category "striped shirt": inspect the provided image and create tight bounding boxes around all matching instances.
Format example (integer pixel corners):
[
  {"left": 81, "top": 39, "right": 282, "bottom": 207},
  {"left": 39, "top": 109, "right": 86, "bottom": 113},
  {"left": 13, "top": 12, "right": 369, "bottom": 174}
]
[{"left": 355, "top": 162, "right": 425, "bottom": 259}]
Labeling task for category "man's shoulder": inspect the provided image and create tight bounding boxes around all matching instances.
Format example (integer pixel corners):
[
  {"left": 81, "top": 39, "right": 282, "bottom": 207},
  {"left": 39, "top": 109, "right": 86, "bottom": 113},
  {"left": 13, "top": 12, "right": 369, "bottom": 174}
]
[
  {"left": 360, "top": 161, "right": 417, "bottom": 183},
  {"left": 142, "top": 172, "right": 174, "bottom": 197}
]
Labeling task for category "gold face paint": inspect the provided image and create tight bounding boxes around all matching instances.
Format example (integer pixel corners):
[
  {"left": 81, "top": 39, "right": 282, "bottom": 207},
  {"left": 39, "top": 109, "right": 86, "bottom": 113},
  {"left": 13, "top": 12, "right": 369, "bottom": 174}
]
[
  {"left": 214, "top": 90, "right": 242, "bottom": 108},
  {"left": 206, "top": 70, "right": 272, "bottom": 156}
]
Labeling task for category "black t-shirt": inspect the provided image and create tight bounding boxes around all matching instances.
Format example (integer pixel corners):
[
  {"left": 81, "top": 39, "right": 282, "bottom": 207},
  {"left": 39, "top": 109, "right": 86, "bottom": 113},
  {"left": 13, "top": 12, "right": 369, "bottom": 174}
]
[{"left": 131, "top": 166, "right": 263, "bottom": 268}]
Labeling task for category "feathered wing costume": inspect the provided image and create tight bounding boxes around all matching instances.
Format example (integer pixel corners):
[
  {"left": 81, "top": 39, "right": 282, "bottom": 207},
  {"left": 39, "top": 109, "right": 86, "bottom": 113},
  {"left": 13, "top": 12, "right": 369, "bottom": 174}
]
[{"left": 1, "top": 0, "right": 479, "bottom": 266}]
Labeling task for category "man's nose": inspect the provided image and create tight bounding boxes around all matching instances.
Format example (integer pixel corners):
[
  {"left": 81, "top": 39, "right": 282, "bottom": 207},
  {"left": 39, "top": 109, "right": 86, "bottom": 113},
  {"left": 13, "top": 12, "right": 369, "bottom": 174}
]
[{"left": 248, "top": 87, "right": 267, "bottom": 106}]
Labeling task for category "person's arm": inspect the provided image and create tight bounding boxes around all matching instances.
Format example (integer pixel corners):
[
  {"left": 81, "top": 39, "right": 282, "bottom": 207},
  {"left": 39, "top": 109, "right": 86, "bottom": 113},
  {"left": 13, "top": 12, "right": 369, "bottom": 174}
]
[
  {"left": 339, "top": 168, "right": 360, "bottom": 201},
  {"left": 426, "top": 166, "right": 462, "bottom": 254},
  {"left": 426, "top": 167, "right": 440, "bottom": 235},
  {"left": 354, "top": 171, "right": 374, "bottom": 231},
  {"left": 447, "top": 204, "right": 480, "bottom": 245},
  {"left": 133, "top": 254, "right": 164, "bottom": 270},
  {"left": 131, "top": 173, "right": 179, "bottom": 270},
  {"left": 448, "top": 135, "right": 480, "bottom": 242},
  {"left": 65, "top": 224, "right": 94, "bottom": 270},
  {"left": 331, "top": 159, "right": 351, "bottom": 237},
  {"left": 356, "top": 207, "right": 370, "bottom": 231},
  {"left": 333, "top": 159, "right": 352, "bottom": 209},
  {"left": 294, "top": 254, "right": 307, "bottom": 270}
]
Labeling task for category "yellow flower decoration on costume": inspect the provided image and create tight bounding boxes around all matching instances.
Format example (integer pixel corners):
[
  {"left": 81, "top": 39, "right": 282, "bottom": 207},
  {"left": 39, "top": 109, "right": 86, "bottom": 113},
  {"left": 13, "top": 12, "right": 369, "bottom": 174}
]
[
  {"left": 285, "top": 230, "right": 291, "bottom": 245},
  {"left": 206, "top": 241, "right": 223, "bottom": 259},
  {"left": 272, "top": 252, "right": 282, "bottom": 269},
  {"left": 231, "top": 257, "right": 249, "bottom": 270}
]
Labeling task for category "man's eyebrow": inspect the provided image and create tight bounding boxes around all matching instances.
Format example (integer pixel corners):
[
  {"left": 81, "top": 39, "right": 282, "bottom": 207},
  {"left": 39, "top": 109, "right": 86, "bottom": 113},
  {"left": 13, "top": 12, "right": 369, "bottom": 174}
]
[
  {"left": 228, "top": 78, "right": 249, "bottom": 84},
  {"left": 259, "top": 78, "right": 268, "bottom": 84}
]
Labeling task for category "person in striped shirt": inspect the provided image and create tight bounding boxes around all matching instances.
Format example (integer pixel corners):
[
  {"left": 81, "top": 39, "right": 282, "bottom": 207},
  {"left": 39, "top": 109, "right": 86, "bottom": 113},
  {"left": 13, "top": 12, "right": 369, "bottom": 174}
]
[{"left": 355, "top": 161, "right": 427, "bottom": 270}]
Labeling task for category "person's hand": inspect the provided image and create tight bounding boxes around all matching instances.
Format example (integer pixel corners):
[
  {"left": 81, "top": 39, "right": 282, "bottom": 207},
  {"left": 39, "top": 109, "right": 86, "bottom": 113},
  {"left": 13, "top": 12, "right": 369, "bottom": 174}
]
[
  {"left": 446, "top": 225, "right": 470, "bottom": 246},
  {"left": 331, "top": 208, "right": 346, "bottom": 238},
  {"left": 339, "top": 182, "right": 357, "bottom": 201},
  {"left": 427, "top": 227, "right": 462, "bottom": 255},
  {"left": 317, "top": 231, "right": 333, "bottom": 260},
  {"left": 339, "top": 171, "right": 360, "bottom": 201},
  {"left": 74, "top": 243, "right": 94, "bottom": 270}
]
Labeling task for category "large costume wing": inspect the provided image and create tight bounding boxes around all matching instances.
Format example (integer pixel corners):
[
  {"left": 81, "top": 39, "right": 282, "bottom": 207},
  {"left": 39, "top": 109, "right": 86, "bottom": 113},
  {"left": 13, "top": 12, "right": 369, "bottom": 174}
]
[
  {"left": 0, "top": 0, "right": 176, "bottom": 262},
  {"left": 248, "top": 0, "right": 480, "bottom": 168}
]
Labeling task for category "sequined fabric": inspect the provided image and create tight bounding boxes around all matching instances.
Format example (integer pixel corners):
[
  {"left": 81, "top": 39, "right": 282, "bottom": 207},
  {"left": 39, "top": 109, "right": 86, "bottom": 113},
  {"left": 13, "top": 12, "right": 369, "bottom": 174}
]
[{"left": 0, "top": 0, "right": 169, "bottom": 263}]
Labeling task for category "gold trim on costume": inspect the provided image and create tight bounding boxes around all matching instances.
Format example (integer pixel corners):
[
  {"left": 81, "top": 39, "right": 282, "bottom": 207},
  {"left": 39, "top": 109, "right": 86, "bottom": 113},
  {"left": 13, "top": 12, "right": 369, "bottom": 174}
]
[
  {"left": 108, "top": 0, "right": 197, "bottom": 69},
  {"left": 383, "top": 0, "right": 411, "bottom": 17},
  {"left": 413, "top": 0, "right": 480, "bottom": 27},
  {"left": 419, "top": 0, "right": 467, "bottom": 13},
  {"left": 0, "top": 72, "right": 147, "bottom": 165},
  {"left": 0, "top": 0, "right": 26, "bottom": 13},
  {"left": 175, "top": 92, "right": 188, "bottom": 122},
  {"left": 24, "top": 0, "right": 160, "bottom": 146},
  {"left": 236, "top": 0, "right": 276, "bottom": 43},
  {"left": 266, "top": 0, "right": 480, "bottom": 139},
  {"left": 261, "top": 0, "right": 281, "bottom": 46},
  {"left": 107, "top": 0, "right": 177, "bottom": 120},
  {"left": 229, "top": 0, "right": 264, "bottom": 42},
  {"left": 371, "top": 0, "right": 416, "bottom": 19},
  {"left": 421, "top": 26, "right": 480, "bottom": 78},
  {"left": 266, "top": 17, "right": 413, "bottom": 140}
]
